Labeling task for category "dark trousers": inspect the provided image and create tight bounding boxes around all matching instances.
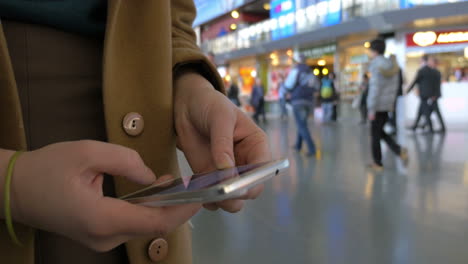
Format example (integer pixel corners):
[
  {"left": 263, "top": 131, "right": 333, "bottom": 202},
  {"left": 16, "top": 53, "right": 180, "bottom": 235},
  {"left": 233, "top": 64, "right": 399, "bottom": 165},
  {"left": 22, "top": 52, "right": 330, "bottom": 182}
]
[
  {"left": 279, "top": 98, "right": 288, "bottom": 118},
  {"left": 253, "top": 99, "right": 266, "bottom": 122},
  {"left": 413, "top": 98, "right": 433, "bottom": 131},
  {"left": 360, "top": 105, "right": 367, "bottom": 123},
  {"left": 292, "top": 105, "right": 316, "bottom": 154},
  {"left": 388, "top": 96, "right": 400, "bottom": 131},
  {"left": 371, "top": 112, "right": 402, "bottom": 166},
  {"left": 429, "top": 99, "right": 446, "bottom": 131}
]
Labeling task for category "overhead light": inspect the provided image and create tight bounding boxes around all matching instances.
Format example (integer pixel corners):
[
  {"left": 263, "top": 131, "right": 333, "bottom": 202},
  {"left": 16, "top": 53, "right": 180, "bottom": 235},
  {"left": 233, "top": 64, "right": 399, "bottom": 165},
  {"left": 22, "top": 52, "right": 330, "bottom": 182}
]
[
  {"left": 313, "top": 68, "right": 320, "bottom": 76},
  {"left": 270, "top": 52, "right": 277, "bottom": 59},
  {"left": 322, "top": 68, "right": 329, "bottom": 75},
  {"left": 263, "top": 3, "right": 271, "bottom": 10},
  {"left": 272, "top": 59, "right": 279, "bottom": 66},
  {"left": 225, "top": 75, "right": 231, "bottom": 82},
  {"left": 230, "top": 23, "right": 237, "bottom": 30},
  {"left": 286, "top": 49, "right": 293, "bottom": 57},
  {"left": 231, "top": 10, "right": 240, "bottom": 19},
  {"left": 364, "top": 41, "right": 370, "bottom": 48},
  {"left": 318, "top": 59, "right": 326, "bottom": 66}
]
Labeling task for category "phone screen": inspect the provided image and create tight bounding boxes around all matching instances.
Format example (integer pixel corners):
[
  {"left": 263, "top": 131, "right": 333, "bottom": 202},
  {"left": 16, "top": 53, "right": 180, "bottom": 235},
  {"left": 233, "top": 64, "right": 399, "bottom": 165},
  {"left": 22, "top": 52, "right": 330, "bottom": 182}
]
[{"left": 123, "top": 162, "right": 269, "bottom": 199}]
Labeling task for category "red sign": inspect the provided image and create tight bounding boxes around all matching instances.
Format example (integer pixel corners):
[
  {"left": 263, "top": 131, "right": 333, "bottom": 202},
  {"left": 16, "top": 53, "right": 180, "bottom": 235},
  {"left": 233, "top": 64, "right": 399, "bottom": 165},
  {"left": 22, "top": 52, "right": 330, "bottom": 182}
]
[{"left": 406, "top": 30, "right": 468, "bottom": 47}]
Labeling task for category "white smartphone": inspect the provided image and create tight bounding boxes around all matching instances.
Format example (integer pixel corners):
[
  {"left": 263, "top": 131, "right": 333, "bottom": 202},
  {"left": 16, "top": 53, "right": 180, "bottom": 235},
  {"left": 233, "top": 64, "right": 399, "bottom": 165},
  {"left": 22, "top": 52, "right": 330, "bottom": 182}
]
[{"left": 121, "top": 159, "right": 289, "bottom": 207}]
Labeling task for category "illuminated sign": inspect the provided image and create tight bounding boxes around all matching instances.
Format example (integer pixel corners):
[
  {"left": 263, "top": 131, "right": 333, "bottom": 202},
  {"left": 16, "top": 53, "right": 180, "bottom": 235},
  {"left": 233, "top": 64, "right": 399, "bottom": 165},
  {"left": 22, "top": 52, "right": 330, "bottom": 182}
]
[{"left": 407, "top": 30, "right": 468, "bottom": 47}]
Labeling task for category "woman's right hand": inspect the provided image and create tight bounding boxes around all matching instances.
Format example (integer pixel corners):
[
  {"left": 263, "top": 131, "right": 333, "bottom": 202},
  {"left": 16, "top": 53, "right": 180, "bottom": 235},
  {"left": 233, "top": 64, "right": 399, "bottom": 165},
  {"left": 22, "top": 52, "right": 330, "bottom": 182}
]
[{"left": 8, "top": 140, "right": 201, "bottom": 251}]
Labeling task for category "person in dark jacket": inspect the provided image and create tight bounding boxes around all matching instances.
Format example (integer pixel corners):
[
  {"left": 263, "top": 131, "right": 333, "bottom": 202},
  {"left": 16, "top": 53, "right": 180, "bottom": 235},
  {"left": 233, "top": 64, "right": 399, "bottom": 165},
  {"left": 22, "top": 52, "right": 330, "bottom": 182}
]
[
  {"left": 407, "top": 55, "right": 442, "bottom": 133},
  {"left": 227, "top": 79, "right": 241, "bottom": 107},
  {"left": 284, "top": 54, "right": 318, "bottom": 156},
  {"left": 427, "top": 56, "right": 446, "bottom": 133},
  {"left": 251, "top": 78, "right": 266, "bottom": 123},
  {"left": 359, "top": 73, "right": 370, "bottom": 124}
]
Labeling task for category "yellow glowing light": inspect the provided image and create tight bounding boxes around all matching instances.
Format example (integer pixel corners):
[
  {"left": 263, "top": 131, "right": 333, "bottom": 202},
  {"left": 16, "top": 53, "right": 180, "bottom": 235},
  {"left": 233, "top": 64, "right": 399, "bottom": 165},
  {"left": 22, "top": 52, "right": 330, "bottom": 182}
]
[
  {"left": 465, "top": 47, "right": 468, "bottom": 58},
  {"left": 231, "top": 10, "right": 240, "bottom": 19},
  {"left": 263, "top": 3, "right": 271, "bottom": 10},
  {"left": 364, "top": 41, "right": 371, "bottom": 48},
  {"left": 322, "top": 68, "right": 329, "bottom": 75},
  {"left": 230, "top": 23, "right": 237, "bottom": 30},
  {"left": 270, "top": 53, "right": 278, "bottom": 59},
  {"left": 313, "top": 69, "right": 320, "bottom": 76},
  {"left": 317, "top": 59, "right": 326, "bottom": 66},
  {"left": 286, "top": 49, "right": 293, "bottom": 57},
  {"left": 413, "top": 31, "right": 437, "bottom": 47},
  {"left": 272, "top": 59, "right": 279, "bottom": 66},
  {"left": 225, "top": 75, "right": 231, "bottom": 82}
]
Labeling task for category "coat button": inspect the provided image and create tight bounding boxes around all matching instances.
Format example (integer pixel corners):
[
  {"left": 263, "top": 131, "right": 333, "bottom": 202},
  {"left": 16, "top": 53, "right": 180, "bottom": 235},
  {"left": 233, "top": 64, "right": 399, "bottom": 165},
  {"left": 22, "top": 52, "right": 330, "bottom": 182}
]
[
  {"left": 148, "top": 238, "right": 168, "bottom": 262},
  {"left": 122, "top": 112, "right": 144, "bottom": 136}
]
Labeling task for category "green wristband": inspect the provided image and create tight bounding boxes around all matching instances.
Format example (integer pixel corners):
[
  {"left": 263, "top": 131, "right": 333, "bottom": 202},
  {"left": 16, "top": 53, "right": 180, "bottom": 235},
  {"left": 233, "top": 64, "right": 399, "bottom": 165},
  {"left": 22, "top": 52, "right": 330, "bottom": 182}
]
[{"left": 4, "top": 151, "right": 23, "bottom": 246}]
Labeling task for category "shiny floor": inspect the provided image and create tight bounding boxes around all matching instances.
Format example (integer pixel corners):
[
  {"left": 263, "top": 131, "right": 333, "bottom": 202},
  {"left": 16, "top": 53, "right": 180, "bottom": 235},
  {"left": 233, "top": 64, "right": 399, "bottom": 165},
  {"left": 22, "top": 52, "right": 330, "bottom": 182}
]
[{"left": 181, "top": 103, "right": 468, "bottom": 264}]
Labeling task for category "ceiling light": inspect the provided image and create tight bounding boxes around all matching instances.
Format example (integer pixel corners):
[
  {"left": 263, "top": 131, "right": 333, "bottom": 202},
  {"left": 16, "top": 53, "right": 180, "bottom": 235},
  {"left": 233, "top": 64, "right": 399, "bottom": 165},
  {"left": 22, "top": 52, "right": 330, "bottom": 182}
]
[
  {"left": 230, "top": 23, "right": 237, "bottom": 30},
  {"left": 318, "top": 59, "right": 326, "bottom": 66},
  {"left": 231, "top": 10, "right": 240, "bottom": 19},
  {"left": 313, "top": 69, "right": 320, "bottom": 76},
  {"left": 364, "top": 41, "right": 370, "bottom": 48},
  {"left": 263, "top": 3, "right": 271, "bottom": 10}
]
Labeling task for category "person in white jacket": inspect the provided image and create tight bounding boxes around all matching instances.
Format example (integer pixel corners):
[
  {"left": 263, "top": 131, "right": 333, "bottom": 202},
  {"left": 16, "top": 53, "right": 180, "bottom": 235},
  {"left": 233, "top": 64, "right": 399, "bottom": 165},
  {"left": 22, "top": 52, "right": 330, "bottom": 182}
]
[{"left": 367, "top": 39, "right": 408, "bottom": 170}]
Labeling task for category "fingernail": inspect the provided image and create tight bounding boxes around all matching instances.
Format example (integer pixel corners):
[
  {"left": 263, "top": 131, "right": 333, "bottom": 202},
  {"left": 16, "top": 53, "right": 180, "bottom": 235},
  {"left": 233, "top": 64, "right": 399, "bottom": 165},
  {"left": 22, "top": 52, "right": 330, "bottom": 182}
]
[{"left": 218, "top": 153, "right": 234, "bottom": 169}]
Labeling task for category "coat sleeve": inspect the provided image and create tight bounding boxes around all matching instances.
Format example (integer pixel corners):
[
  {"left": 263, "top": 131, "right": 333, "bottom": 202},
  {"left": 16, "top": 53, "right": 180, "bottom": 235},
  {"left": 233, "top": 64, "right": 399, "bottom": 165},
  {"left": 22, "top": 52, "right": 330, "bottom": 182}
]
[
  {"left": 367, "top": 63, "right": 380, "bottom": 113},
  {"left": 170, "top": 0, "right": 225, "bottom": 93}
]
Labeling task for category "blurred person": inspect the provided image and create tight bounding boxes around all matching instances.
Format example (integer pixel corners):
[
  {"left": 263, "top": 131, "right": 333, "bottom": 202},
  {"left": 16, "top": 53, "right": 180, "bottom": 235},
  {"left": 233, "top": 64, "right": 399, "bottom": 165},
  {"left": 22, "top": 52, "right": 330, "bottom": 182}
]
[
  {"left": 329, "top": 72, "right": 340, "bottom": 121},
  {"left": 406, "top": 55, "right": 441, "bottom": 133},
  {"left": 278, "top": 74, "right": 289, "bottom": 120},
  {"left": 0, "top": 1, "right": 270, "bottom": 264},
  {"left": 380, "top": 55, "right": 403, "bottom": 135},
  {"left": 367, "top": 39, "right": 408, "bottom": 170},
  {"left": 427, "top": 57, "right": 446, "bottom": 133},
  {"left": 284, "top": 54, "right": 318, "bottom": 156},
  {"left": 251, "top": 78, "right": 266, "bottom": 123},
  {"left": 320, "top": 72, "right": 337, "bottom": 123},
  {"left": 359, "top": 73, "right": 370, "bottom": 124},
  {"left": 227, "top": 79, "right": 241, "bottom": 107}
]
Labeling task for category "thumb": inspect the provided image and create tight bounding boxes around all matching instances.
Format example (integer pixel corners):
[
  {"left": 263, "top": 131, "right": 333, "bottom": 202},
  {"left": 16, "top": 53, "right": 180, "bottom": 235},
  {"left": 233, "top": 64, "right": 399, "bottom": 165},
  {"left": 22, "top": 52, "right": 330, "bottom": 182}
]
[
  {"left": 86, "top": 141, "right": 156, "bottom": 185},
  {"left": 209, "top": 105, "right": 236, "bottom": 169}
]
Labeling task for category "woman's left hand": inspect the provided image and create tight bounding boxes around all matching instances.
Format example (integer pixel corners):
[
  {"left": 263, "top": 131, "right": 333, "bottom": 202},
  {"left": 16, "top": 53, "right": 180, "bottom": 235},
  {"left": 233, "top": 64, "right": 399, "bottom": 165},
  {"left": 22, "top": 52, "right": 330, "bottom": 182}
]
[{"left": 174, "top": 72, "right": 271, "bottom": 213}]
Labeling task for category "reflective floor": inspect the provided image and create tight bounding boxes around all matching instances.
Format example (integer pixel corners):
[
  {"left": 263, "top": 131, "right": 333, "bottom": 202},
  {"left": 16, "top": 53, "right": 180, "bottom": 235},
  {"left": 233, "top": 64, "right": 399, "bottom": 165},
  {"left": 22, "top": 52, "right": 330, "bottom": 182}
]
[{"left": 181, "top": 103, "right": 468, "bottom": 264}]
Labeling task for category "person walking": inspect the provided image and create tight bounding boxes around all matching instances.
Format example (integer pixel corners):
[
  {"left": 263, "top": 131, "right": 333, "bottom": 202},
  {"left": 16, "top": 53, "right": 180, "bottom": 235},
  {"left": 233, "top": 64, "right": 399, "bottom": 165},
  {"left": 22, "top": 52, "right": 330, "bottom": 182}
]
[
  {"left": 284, "top": 54, "right": 318, "bottom": 156},
  {"left": 251, "top": 78, "right": 266, "bottom": 123},
  {"left": 227, "top": 79, "right": 241, "bottom": 107},
  {"left": 359, "top": 73, "right": 370, "bottom": 124},
  {"left": 367, "top": 39, "right": 408, "bottom": 170},
  {"left": 278, "top": 74, "right": 289, "bottom": 120},
  {"left": 406, "top": 55, "right": 441, "bottom": 133},
  {"left": 427, "top": 57, "right": 446, "bottom": 133},
  {"left": 320, "top": 73, "right": 337, "bottom": 123}
]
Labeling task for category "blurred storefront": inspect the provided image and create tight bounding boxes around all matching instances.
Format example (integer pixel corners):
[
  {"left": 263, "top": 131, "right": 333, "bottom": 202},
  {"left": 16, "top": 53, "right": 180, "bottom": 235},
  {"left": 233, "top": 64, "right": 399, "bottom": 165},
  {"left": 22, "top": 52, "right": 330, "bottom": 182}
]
[{"left": 401, "top": 28, "right": 468, "bottom": 125}]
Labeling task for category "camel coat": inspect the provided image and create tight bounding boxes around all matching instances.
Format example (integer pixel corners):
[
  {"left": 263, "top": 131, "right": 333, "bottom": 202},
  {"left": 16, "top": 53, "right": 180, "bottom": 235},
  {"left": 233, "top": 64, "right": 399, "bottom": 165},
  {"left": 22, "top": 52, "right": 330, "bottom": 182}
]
[{"left": 0, "top": 0, "right": 223, "bottom": 263}]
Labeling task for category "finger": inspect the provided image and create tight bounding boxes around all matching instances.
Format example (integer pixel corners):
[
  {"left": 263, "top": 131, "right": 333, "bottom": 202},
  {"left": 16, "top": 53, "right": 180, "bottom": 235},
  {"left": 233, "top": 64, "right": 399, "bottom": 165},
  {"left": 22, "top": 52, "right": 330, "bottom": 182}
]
[
  {"left": 203, "top": 203, "right": 219, "bottom": 211},
  {"left": 154, "top": 174, "right": 175, "bottom": 188},
  {"left": 85, "top": 141, "right": 156, "bottom": 185},
  {"left": 215, "top": 199, "right": 244, "bottom": 213},
  {"left": 209, "top": 102, "right": 236, "bottom": 169},
  {"left": 100, "top": 198, "right": 201, "bottom": 238},
  {"left": 233, "top": 111, "right": 271, "bottom": 165}
]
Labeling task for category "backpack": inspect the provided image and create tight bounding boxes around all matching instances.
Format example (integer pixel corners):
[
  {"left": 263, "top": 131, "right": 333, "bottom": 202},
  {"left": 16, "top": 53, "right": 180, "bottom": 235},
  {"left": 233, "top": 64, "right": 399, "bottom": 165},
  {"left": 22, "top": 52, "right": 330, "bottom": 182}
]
[{"left": 321, "top": 78, "right": 334, "bottom": 99}]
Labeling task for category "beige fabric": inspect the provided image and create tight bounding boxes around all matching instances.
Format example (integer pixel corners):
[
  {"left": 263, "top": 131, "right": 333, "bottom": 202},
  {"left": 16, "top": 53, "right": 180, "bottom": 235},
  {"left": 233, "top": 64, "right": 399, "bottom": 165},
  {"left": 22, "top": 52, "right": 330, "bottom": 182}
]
[{"left": 0, "top": 0, "right": 223, "bottom": 263}]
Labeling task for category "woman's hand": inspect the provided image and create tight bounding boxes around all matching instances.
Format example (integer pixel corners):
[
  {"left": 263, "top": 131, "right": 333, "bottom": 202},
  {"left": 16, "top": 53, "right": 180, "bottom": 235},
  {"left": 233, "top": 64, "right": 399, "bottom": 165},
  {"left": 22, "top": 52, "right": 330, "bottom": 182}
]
[
  {"left": 174, "top": 73, "right": 271, "bottom": 213},
  {"left": 7, "top": 141, "right": 201, "bottom": 252}
]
